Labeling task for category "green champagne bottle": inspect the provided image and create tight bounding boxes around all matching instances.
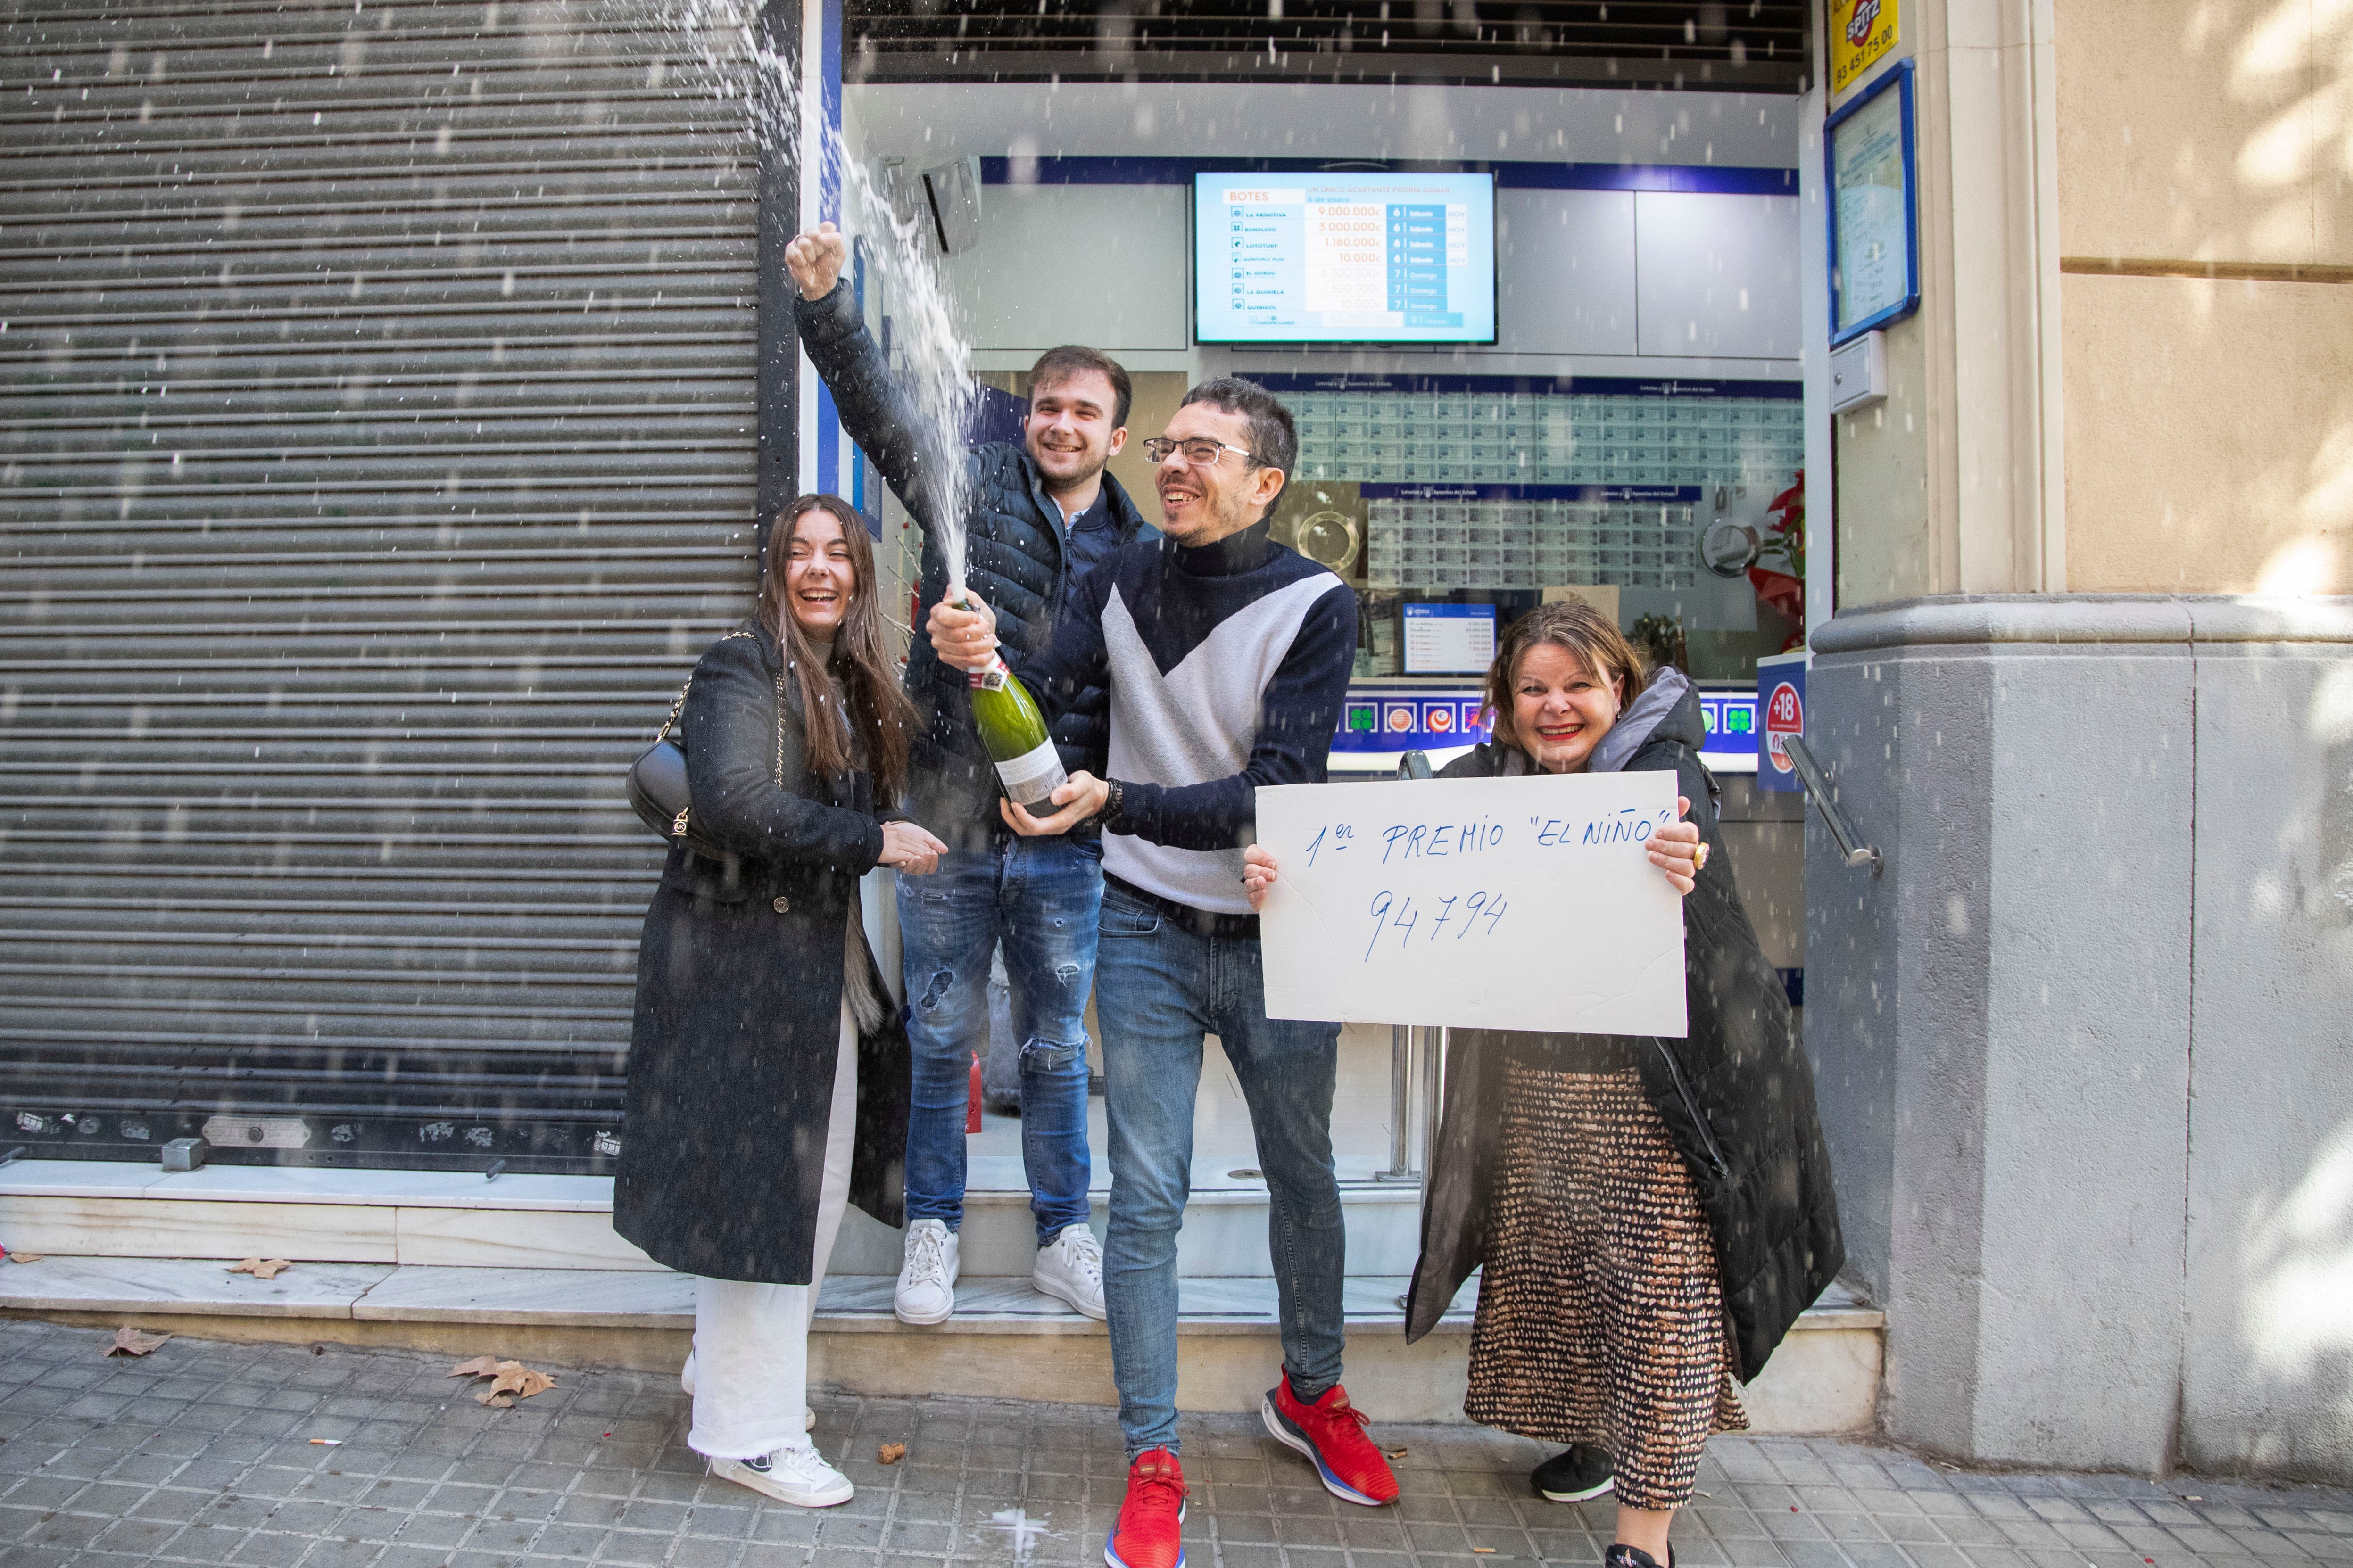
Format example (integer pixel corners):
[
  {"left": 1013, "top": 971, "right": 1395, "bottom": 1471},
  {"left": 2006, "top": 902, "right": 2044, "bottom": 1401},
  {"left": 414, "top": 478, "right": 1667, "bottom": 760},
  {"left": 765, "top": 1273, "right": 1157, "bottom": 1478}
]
[{"left": 968, "top": 654, "right": 1068, "bottom": 809}]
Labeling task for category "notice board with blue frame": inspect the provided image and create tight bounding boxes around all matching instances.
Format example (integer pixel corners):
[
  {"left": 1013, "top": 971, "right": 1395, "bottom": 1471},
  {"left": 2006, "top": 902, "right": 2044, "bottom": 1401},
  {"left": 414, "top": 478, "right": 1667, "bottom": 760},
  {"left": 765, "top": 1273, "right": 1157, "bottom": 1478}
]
[{"left": 1826, "top": 59, "right": 1920, "bottom": 345}]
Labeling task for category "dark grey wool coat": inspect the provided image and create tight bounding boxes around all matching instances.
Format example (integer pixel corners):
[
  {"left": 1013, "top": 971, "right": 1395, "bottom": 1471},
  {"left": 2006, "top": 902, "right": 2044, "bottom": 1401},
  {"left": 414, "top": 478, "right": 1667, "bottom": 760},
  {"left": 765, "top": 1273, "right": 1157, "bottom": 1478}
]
[
  {"left": 613, "top": 619, "right": 910, "bottom": 1284},
  {"left": 1403, "top": 681, "right": 1844, "bottom": 1383}
]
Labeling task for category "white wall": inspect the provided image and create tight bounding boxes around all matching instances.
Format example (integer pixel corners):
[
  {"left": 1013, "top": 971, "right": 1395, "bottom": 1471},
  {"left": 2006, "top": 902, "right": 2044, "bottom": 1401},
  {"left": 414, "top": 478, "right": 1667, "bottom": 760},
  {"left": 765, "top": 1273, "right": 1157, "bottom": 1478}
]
[
  {"left": 933, "top": 182, "right": 1801, "bottom": 368},
  {"left": 842, "top": 81, "right": 1806, "bottom": 382},
  {"left": 845, "top": 81, "right": 1799, "bottom": 166},
  {"left": 942, "top": 185, "right": 1192, "bottom": 354},
  {"left": 1635, "top": 192, "right": 1804, "bottom": 359},
  {"left": 1499, "top": 189, "right": 1637, "bottom": 356}
]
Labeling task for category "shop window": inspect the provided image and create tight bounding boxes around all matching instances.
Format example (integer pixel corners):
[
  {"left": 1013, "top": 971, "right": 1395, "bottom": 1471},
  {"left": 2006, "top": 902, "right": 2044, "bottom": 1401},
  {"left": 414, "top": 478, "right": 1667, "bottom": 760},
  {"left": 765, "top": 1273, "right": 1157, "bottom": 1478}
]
[{"left": 1270, "top": 375, "right": 1804, "bottom": 684}]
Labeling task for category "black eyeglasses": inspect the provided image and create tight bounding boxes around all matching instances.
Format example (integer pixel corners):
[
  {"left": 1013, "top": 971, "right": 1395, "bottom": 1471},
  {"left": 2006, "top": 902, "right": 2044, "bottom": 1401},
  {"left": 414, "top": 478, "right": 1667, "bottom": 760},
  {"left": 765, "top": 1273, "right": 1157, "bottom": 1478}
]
[{"left": 1141, "top": 436, "right": 1261, "bottom": 468}]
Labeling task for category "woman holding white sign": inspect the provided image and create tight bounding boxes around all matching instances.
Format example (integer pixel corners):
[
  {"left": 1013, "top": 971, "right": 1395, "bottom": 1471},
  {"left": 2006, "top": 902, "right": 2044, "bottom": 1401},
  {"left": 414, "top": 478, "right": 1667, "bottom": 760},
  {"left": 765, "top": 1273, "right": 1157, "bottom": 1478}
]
[{"left": 1243, "top": 601, "right": 1842, "bottom": 1568}]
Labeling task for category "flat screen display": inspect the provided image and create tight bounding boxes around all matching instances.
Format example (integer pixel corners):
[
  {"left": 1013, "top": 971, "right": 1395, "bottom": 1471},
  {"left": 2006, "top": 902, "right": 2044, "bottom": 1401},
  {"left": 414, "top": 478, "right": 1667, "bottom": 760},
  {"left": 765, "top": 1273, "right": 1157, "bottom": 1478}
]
[
  {"left": 1401, "top": 602, "right": 1498, "bottom": 674},
  {"left": 1194, "top": 172, "right": 1498, "bottom": 345}
]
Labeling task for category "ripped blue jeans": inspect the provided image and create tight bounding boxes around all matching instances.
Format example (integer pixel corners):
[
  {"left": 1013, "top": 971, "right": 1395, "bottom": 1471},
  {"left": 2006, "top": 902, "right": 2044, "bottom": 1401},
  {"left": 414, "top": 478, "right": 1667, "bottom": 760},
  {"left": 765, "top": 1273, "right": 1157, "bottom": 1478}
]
[{"left": 895, "top": 835, "right": 1102, "bottom": 1245}]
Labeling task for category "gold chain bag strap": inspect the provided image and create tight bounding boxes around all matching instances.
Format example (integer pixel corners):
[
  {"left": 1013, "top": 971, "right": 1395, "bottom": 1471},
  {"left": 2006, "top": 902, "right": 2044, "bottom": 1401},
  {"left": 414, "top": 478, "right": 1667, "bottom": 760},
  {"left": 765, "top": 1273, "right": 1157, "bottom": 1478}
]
[
  {"left": 626, "top": 629, "right": 771, "bottom": 854},
  {"left": 624, "top": 678, "right": 699, "bottom": 848}
]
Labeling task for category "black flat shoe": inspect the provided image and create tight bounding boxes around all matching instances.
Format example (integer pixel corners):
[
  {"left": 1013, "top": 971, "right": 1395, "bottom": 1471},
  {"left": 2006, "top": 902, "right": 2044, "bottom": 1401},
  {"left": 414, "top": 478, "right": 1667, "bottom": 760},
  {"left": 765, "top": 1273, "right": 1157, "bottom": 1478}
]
[
  {"left": 1603, "top": 1548, "right": 1674, "bottom": 1568},
  {"left": 1531, "top": 1444, "right": 1614, "bottom": 1502}
]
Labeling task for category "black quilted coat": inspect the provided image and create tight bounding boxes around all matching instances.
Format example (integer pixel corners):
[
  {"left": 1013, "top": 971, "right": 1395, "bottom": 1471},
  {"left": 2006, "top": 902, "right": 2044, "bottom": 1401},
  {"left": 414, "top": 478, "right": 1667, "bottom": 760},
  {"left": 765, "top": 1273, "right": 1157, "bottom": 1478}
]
[
  {"left": 613, "top": 620, "right": 911, "bottom": 1284},
  {"left": 795, "top": 282, "right": 1154, "bottom": 847},
  {"left": 1402, "top": 685, "right": 1845, "bottom": 1382}
]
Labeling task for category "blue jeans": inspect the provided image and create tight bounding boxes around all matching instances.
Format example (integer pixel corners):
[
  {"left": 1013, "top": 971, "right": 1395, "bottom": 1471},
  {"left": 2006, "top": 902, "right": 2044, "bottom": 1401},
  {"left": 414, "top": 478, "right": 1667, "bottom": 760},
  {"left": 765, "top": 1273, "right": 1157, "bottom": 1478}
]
[
  {"left": 1093, "top": 882, "right": 1346, "bottom": 1457},
  {"left": 897, "top": 835, "right": 1101, "bottom": 1246}
]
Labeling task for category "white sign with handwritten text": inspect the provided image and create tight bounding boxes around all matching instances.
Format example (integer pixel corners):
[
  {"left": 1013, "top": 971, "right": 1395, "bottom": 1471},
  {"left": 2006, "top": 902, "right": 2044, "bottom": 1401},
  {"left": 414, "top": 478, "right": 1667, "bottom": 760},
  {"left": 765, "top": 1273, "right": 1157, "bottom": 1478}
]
[{"left": 1254, "top": 771, "right": 1688, "bottom": 1037}]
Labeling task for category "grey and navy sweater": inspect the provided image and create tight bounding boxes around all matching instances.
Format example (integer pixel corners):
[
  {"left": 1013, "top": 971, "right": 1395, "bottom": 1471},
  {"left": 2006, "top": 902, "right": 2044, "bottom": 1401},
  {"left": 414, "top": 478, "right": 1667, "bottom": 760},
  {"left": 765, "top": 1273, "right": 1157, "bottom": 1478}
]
[{"left": 1016, "top": 519, "right": 1358, "bottom": 935}]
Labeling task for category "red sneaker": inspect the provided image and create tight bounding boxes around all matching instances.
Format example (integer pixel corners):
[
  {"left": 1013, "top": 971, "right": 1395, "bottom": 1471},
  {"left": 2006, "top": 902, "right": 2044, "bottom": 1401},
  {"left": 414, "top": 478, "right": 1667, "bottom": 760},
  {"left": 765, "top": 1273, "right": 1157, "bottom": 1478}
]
[
  {"left": 1262, "top": 1376, "right": 1399, "bottom": 1506},
  {"left": 1104, "top": 1447, "right": 1188, "bottom": 1568}
]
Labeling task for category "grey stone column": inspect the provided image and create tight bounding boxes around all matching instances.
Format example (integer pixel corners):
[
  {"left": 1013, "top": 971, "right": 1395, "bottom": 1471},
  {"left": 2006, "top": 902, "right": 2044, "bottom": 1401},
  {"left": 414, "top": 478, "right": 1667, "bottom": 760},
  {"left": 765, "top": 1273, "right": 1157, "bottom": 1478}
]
[{"left": 1802, "top": 595, "right": 2353, "bottom": 1481}]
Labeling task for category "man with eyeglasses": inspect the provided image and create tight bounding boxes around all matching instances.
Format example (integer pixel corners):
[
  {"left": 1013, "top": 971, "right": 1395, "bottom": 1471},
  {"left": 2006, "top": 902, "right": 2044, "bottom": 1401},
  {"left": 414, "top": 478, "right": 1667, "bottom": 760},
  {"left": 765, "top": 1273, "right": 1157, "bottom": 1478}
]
[{"left": 929, "top": 378, "right": 1399, "bottom": 1568}]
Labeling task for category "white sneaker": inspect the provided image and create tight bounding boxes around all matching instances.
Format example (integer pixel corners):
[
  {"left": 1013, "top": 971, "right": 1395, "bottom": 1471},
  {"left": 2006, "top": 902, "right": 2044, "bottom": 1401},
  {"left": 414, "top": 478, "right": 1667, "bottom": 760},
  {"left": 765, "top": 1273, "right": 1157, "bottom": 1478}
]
[
  {"left": 1032, "top": 1223, "right": 1106, "bottom": 1320},
  {"left": 678, "top": 1352, "right": 815, "bottom": 1429},
  {"left": 894, "top": 1218, "right": 960, "bottom": 1325},
  {"left": 709, "top": 1445, "right": 854, "bottom": 1508}
]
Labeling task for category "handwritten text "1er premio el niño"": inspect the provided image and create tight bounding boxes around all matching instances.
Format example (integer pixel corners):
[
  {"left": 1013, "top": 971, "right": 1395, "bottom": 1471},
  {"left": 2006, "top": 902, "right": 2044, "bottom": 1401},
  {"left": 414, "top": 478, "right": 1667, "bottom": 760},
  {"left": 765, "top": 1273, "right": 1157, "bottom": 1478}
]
[{"left": 1295, "top": 805, "right": 1677, "bottom": 962}]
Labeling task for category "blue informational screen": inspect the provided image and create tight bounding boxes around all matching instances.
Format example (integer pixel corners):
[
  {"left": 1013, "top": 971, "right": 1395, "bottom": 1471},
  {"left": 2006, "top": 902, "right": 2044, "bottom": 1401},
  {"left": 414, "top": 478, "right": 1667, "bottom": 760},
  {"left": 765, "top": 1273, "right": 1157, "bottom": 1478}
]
[
  {"left": 1193, "top": 172, "right": 1497, "bottom": 345},
  {"left": 1400, "top": 602, "right": 1497, "bottom": 675}
]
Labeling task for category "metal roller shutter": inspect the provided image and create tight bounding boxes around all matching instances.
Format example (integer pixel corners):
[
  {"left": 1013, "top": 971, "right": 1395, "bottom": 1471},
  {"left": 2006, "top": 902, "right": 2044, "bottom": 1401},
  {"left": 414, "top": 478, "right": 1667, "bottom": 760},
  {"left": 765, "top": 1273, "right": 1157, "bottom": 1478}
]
[{"left": 0, "top": 0, "right": 765, "bottom": 1172}]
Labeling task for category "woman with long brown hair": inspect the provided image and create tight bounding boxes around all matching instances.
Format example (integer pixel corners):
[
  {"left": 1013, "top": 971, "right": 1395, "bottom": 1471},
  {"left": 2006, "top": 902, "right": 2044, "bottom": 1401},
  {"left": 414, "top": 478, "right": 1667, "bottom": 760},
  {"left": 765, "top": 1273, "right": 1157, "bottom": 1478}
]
[{"left": 615, "top": 495, "right": 947, "bottom": 1509}]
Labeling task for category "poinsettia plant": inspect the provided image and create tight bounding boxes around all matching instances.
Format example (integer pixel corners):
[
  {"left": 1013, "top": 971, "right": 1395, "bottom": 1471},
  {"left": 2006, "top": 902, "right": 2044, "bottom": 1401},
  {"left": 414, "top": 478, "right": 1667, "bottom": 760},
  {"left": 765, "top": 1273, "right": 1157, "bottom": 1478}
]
[{"left": 1748, "top": 470, "right": 1806, "bottom": 651}]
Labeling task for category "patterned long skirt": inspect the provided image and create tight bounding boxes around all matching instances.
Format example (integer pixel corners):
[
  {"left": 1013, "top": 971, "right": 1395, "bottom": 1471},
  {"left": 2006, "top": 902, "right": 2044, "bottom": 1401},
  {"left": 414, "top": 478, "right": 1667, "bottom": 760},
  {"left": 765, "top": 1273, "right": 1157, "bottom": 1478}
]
[{"left": 1463, "top": 1061, "right": 1748, "bottom": 1510}]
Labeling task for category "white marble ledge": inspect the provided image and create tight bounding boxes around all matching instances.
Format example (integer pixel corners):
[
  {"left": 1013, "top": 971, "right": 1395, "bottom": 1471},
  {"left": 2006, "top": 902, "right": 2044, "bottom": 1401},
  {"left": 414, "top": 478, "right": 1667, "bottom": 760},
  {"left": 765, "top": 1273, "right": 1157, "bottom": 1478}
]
[
  {"left": 959, "top": 1158, "right": 1426, "bottom": 1201},
  {"left": 1796, "top": 1279, "right": 1885, "bottom": 1330},
  {"left": 0, "top": 1161, "right": 616, "bottom": 1212},
  {"left": 0, "top": 1159, "right": 182, "bottom": 1200},
  {"left": 811, "top": 1273, "right": 1102, "bottom": 1334},
  {"left": 0, "top": 1261, "right": 1474, "bottom": 1334},
  {"left": 0, "top": 1161, "right": 1426, "bottom": 1213},
  {"left": 0, "top": 1254, "right": 393, "bottom": 1318},
  {"left": 934, "top": 1185, "right": 1422, "bottom": 1210},
  {"left": 0, "top": 1257, "right": 1878, "bottom": 1340},
  {"left": 354, "top": 1266, "right": 696, "bottom": 1327},
  {"left": 811, "top": 1274, "right": 1480, "bottom": 1337}
]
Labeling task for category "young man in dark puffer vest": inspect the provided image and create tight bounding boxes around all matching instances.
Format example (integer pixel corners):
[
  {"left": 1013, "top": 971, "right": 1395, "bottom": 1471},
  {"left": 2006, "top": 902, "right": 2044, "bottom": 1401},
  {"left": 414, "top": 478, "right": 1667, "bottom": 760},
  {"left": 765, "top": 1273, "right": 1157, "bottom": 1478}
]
[{"left": 786, "top": 222, "right": 1155, "bottom": 1328}]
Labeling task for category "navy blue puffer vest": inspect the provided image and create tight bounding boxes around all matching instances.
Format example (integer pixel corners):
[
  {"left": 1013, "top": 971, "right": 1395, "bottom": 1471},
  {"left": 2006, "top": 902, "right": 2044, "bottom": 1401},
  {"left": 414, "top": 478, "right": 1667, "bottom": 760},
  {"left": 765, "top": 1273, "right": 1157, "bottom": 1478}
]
[{"left": 795, "top": 283, "right": 1154, "bottom": 844}]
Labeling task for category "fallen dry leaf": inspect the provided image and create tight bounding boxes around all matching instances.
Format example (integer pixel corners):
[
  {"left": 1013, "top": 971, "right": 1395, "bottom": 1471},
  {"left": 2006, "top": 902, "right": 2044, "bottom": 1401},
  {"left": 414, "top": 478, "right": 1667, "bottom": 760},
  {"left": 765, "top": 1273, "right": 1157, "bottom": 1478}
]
[
  {"left": 108, "top": 1327, "right": 169, "bottom": 1357},
  {"left": 878, "top": 1443, "right": 907, "bottom": 1465},
  {"left": 454, "top": 1356, "right": 555, "bottom": 1406},
  {"left": 228, "top": 1257, "right": 293, "bottom": 1280},
  {"left": 7, "top": 1253, "right": 44, "bottom": 1264},
  {"left": 489, "top": 1361, "right": 555, "bottom": 1397},
  {"left": 486, "top": 1367, "right": 556, "bottom": 1399}
]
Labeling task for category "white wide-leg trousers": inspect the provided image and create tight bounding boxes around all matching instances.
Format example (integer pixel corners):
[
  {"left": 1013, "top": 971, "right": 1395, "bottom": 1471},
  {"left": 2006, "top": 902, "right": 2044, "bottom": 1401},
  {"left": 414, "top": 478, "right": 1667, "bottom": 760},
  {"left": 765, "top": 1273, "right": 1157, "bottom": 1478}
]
[{"left": 684, "top": 997, "right": 858, "bottom": 1461}]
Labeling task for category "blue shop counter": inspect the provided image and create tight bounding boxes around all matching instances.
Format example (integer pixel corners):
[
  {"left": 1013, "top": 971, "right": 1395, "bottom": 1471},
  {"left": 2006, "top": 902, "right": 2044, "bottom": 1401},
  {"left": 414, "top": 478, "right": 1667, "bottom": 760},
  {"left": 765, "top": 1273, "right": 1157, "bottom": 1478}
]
[{"left": 1327, "top": 678, "right": 1760, "bottom": 778}]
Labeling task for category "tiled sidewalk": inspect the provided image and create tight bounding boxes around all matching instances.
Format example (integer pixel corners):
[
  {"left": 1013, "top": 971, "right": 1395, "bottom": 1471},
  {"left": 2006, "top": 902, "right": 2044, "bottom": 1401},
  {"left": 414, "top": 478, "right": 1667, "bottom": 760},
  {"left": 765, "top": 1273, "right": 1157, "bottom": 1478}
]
[{"left": 0, "top": 1320, "right": 2345, "bottom": 1568}]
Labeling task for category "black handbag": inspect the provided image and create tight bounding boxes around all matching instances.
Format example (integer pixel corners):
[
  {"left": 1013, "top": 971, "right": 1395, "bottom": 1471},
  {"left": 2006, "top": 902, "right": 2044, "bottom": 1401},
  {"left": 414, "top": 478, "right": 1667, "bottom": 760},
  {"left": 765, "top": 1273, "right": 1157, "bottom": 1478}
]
[{"left": 626, "top": 680, "right": 698, "bottom": 848}]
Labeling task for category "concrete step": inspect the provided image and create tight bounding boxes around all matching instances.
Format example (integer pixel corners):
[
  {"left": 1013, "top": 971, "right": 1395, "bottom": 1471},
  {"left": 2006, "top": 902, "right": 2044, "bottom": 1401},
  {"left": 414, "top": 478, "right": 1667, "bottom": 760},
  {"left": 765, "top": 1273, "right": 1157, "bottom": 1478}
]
[
  {"left": 0, "top": 1026, "right": 1440, "bottom": 1278},
  {"left": 0, "top": 1158, "right": 1425, "bottom": 1279},
  {"left": 0, "top": 1254, "right": 1883, "bottom": 1433}
]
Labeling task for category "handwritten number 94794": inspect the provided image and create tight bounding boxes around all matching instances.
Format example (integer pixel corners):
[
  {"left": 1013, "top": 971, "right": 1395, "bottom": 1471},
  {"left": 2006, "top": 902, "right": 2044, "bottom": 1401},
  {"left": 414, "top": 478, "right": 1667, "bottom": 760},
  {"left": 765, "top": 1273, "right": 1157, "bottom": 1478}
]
[{"left": 1363, "top": 891, "right": 1508, "bottom": 961}]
